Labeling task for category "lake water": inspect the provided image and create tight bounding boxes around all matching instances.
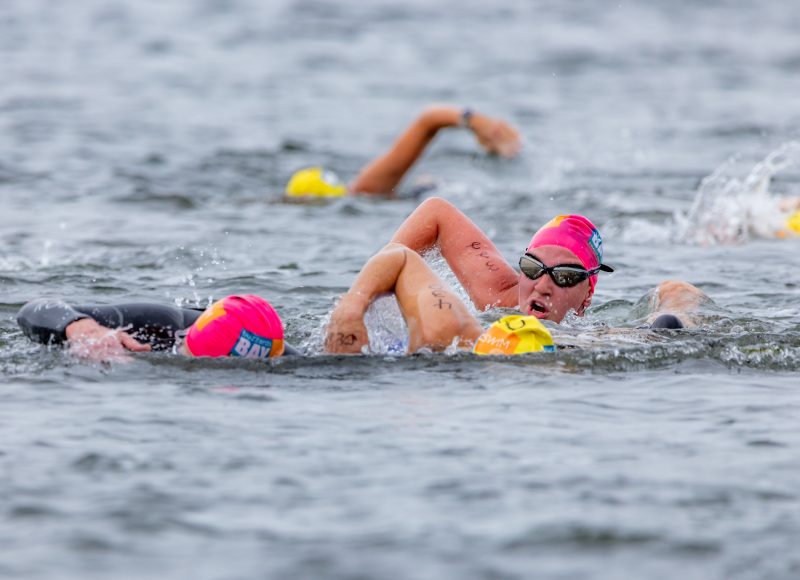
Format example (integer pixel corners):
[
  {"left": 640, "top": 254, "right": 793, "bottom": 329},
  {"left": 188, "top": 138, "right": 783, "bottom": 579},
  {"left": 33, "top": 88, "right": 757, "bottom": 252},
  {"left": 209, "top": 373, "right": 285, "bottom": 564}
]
[{"left": 1, "top": 1, "right": 799, "bottom": 579}]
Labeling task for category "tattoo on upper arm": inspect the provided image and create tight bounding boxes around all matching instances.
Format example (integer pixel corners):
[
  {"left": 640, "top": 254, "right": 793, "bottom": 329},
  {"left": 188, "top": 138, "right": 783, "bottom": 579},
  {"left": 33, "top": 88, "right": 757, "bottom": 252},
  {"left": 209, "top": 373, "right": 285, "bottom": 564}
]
[{"left": 467, "top": 241, "right": 500, "bottom": 272}]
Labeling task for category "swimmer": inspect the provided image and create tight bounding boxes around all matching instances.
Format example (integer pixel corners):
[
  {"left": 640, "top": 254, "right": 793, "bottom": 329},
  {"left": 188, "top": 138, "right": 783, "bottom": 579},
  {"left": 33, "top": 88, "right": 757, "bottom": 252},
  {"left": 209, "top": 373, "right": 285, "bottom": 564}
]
[
  {"left": 379, "top": 197, "right": 706, "bottom": 329},
  {"left": 284, "top": 105, "right": 521, "bottom": 198},
  {"left": 17, "top": 295, "right": 295, "bottom": 363}
]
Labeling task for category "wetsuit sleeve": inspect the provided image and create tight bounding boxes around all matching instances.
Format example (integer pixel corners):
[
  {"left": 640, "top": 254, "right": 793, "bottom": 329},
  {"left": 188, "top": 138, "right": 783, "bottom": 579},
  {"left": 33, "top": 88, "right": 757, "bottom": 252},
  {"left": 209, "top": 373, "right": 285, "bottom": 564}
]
[
  {"left": 16, "top": 299, "right": 91, "bottom": 345},
  {"left": 17, "top": 300, "right": 203, "bottom": 350}
]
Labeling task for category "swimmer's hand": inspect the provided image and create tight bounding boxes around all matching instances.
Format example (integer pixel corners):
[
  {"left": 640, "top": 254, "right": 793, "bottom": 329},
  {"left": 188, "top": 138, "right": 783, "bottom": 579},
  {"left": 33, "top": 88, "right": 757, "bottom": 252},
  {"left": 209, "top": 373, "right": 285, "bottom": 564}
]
[
  {"left": 65, "top": 318, "right": 151, "bottom": 363},
  {"left": 469, "top": 112, "right": 521, "bottom": 158},
  {"left": 324, "top": 299, "right": 370, "bottom": 354}
]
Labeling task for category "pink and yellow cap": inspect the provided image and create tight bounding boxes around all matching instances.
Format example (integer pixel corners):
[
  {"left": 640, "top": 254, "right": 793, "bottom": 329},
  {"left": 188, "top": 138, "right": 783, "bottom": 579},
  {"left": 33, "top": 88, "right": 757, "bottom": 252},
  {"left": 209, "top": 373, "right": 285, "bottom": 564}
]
[
  {"left": 473, "top": 315, "right": 556, "bottom": 355},
  {"left": 527, "top": 214, "right": 613, "bottom": 294},
  {"left": 185, "top": 294, "right": 284, "bottom": 359}
]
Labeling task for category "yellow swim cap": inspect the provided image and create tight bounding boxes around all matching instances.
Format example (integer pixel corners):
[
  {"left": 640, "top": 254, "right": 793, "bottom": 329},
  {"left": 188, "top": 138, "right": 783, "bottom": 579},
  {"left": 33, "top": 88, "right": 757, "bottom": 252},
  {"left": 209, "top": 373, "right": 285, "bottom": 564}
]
[
  {"left": 473, "top": 315, "right": 556, "bottom": 356},
  {"left": 786, "top": 210, "right": 800, "bottom": 235},
  {"left": 285, "top": 167, "right": 347, "bottom": 198}
]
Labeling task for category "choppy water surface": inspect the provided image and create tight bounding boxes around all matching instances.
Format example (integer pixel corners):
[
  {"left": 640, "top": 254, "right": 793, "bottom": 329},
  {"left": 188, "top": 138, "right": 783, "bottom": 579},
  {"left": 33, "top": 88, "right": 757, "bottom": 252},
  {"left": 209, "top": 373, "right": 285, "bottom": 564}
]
[{"left": 1, "top": 1, "right": 799, "bottom": 579}]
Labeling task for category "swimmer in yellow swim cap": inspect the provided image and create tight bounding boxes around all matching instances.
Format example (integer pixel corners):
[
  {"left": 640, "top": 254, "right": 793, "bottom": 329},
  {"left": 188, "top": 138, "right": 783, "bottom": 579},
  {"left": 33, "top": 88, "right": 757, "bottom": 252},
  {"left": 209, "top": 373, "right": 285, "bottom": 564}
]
[{"left": 284, "top": 105, "right": 521, "bottom": 199}]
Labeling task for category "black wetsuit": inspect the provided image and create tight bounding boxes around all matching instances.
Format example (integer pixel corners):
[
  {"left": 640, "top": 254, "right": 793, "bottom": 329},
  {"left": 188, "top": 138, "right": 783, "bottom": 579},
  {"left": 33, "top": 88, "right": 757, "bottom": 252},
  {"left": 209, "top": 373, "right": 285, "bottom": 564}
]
[
  {"left": 17, "top": 299, "right": 300, "bottom": 355},
  {"left": 16, "top": 299, "right": 204, "bottom": 351}
]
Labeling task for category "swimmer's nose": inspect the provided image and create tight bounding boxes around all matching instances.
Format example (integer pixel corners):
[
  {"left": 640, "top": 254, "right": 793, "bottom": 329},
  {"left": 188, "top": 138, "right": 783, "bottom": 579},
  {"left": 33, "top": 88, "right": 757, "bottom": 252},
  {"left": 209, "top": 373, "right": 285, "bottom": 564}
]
[{"left": 532, "top": 273, "right": 555, "bottom": 295}]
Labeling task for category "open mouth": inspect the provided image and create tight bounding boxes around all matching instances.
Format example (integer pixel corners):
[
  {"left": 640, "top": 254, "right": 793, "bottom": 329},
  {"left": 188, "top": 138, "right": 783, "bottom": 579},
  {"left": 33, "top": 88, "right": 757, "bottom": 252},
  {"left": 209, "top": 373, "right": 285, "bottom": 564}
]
[{"left": 528, "top": 299, "right": 548, "bottom": 316}]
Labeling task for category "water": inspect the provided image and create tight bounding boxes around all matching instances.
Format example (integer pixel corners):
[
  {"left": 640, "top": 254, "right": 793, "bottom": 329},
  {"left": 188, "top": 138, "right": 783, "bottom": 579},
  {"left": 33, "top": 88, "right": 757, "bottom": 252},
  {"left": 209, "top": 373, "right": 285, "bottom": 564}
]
[{"left": 1, "top": 1, "right": 800, "bottom": 578}]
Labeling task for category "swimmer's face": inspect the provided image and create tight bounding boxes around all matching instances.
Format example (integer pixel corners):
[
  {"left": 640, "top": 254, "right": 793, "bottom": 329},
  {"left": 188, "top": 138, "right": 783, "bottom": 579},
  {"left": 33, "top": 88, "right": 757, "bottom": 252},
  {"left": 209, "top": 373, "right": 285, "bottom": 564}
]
[{"left": 517, "top": 245, "right": 593, "bottom": 323}]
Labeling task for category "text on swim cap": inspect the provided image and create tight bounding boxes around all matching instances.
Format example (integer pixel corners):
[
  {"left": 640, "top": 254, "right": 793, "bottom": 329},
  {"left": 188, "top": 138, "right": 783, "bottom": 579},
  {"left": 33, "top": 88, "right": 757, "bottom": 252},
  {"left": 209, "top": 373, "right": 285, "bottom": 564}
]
[{"left": 230, "top": 329, "right": 275, "bottom": 359}]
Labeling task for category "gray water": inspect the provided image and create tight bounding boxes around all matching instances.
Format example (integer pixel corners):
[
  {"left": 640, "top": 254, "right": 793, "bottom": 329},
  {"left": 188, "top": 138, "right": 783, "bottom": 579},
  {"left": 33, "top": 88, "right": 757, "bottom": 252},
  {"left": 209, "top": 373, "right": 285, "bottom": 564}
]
[{"left": 1, "top": 1, "right": 800, "bottom": 579}]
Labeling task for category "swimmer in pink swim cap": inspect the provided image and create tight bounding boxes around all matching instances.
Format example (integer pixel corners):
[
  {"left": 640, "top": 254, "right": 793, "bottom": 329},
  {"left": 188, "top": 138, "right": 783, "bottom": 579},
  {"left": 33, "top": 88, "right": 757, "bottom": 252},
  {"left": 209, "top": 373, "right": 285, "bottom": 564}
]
[
  {"left": 17, "top": 294, "right": 296, "bottom": 363},
  {"left": 383, "top": 198, "right": 615, "bottom": 323},
  {"left": 184, "top": 294, "right": 286, "bottom": 359}
]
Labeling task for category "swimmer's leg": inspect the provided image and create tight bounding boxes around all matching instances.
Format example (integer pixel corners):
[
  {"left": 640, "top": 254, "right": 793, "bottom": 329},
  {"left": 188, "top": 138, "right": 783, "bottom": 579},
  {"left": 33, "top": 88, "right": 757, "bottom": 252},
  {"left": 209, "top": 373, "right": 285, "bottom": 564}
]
[{"left": 646, "top": 280, "right": 710, "bottom": 329}]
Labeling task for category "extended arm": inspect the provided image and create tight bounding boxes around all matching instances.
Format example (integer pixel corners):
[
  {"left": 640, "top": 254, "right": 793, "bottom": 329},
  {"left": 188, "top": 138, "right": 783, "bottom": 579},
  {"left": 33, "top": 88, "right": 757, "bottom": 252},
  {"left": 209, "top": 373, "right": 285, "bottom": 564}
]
[
  {"left": 389, "top": 197, "right": 519, "bottom": 310},
  {"left": 349, "top": 106, "right": 521, "bottom": 195},
  {"left": 17, "top": 299, "right": 150, "bottom": 362},
  {"left": 325, "top": 243, "right": 482, "bottom": 354},
  {"left": 16, "top": 299, "right": 203, "bottom": 361}
]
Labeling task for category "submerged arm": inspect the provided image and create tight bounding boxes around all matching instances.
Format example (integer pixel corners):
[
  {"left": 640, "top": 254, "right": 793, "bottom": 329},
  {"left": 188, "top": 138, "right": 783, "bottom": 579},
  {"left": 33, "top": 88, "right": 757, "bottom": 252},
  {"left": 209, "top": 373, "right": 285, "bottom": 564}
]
[{"left": 349, "top": 106, "right": 520, "bottom": 195}]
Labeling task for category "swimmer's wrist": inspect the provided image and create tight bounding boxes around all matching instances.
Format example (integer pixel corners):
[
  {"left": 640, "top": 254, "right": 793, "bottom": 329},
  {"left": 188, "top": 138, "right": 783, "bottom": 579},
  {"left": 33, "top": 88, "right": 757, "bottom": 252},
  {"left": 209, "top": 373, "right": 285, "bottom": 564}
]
[
  {"left": 459, "top": 108, "right": 474, "bottom": 129},
  {"left": 419, "top": 106, "right": 463, "bottom": 131},
  {"left": 334, "top": 292, "right": 371, "bottom": 317}
]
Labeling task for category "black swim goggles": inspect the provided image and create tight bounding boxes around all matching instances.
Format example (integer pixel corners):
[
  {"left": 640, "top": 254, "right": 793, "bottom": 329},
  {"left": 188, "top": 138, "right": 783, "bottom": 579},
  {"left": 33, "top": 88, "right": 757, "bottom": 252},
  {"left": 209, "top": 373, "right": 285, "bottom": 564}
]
[{"left": 518, "top": 253, "right": 613, "bottom": 288}]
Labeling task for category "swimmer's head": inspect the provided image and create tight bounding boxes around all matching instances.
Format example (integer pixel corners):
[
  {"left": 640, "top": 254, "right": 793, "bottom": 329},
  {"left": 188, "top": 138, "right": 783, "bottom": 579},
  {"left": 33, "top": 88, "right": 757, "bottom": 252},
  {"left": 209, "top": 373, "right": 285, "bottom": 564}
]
[
  {"left": 184, "top": 294, "right": 285, "bottom": 359},
  {"left": 473, "top": 315, "right": 555, "bottom": 356},
  {"left": 526, "top": 214, "right": 613, "bottom": 294},
  {"left": 285, "top": 167, "right": 347, "bottom": 198}
]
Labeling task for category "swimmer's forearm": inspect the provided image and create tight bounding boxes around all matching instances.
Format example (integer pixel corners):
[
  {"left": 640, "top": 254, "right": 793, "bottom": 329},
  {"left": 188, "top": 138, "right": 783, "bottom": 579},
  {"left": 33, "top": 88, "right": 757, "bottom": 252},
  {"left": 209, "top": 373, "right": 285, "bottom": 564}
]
[
  {"left": 325, "top": 245, "right": 411, "bottom": 354},
  {"left": 338, "top": 244, "right": 410, "bottom": 311},
  {"left": 349, "top": 106, "right": 462, "bottom": 195}
]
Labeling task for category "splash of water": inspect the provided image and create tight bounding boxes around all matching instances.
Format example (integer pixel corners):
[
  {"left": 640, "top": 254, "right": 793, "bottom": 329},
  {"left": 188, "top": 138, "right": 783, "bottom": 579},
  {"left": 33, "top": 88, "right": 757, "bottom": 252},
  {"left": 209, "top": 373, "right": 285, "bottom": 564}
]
[{"left": 675, "top": 142, "right": 800, "bottom": 245}]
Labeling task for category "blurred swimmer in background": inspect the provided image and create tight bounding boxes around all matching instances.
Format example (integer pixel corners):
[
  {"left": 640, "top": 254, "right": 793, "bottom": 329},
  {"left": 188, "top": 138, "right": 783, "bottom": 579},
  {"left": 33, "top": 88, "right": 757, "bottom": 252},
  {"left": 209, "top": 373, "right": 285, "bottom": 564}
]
[{"left": 284, "top": 105, "right": 521, "bottom": 199}]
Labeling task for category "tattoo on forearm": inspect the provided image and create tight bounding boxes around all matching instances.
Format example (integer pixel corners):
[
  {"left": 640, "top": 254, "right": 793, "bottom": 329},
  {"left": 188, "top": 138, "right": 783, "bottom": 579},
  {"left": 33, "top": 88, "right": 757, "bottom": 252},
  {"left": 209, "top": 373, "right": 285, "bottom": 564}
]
[
  {"left": 427, "top": 285, "right": 453, "bottom": 309},
  {"left": 428, "top": 285, "right": 446, "bottom": 298}
]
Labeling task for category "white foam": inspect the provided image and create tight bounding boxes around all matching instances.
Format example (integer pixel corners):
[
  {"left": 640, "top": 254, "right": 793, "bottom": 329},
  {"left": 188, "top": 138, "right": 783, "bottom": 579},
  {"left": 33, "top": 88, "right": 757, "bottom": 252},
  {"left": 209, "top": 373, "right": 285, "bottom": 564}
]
[{"left": 675, "top": 142, "right": 800, "bottom": 245}]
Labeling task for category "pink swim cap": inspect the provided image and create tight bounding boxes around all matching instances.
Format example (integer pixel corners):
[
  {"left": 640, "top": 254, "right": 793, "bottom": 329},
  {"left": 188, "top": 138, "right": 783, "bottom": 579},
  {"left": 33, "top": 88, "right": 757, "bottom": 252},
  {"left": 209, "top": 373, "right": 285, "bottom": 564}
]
[
  {"left": 527, "top": 215, "right": 613, "bottom": 293},
  {"left": 185, "top": 294, "right": 284, "bottom": 359}
]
